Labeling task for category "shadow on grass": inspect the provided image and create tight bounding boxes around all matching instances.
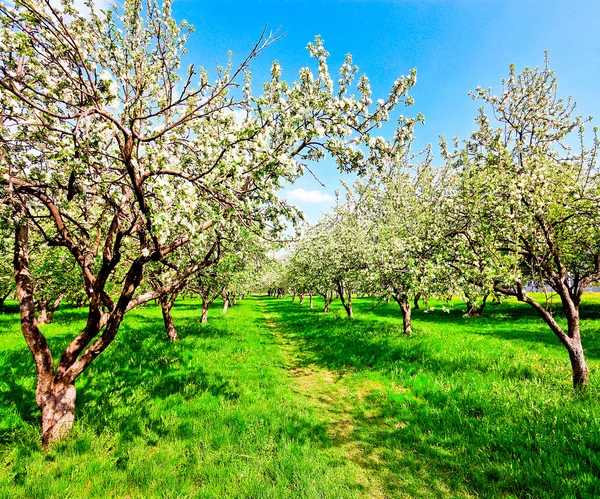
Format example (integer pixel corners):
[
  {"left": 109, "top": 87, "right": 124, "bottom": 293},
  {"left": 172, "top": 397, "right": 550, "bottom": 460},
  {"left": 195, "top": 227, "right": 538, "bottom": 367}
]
[{"left": 259, "top": 295, "right": 600, "bottom": 498}]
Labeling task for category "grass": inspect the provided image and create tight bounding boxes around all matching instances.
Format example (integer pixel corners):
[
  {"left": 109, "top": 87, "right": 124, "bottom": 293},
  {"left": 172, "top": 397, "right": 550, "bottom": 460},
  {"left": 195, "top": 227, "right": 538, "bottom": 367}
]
[{"left": 1, "top": 294, "right": 600, "bottom": 497}]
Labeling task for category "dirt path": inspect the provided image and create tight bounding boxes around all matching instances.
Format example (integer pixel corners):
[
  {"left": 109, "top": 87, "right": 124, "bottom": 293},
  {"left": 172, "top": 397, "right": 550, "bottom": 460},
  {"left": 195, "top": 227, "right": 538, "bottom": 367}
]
[{"left": 260, "top": 305, "right": 388, "bottom": 499}]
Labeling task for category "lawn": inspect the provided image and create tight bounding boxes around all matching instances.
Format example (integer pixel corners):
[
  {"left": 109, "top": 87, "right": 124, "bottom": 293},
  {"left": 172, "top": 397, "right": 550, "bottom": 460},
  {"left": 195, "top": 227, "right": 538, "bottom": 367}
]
[{"left": 1, "top": 294, "right": 600, "bottom": 498}]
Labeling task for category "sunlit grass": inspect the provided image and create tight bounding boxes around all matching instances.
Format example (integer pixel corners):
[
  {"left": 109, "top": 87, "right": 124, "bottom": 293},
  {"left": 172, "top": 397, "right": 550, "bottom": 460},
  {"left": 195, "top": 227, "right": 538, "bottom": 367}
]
[{"left": 2, "top": 293, "right": 600, "bottom": 497}]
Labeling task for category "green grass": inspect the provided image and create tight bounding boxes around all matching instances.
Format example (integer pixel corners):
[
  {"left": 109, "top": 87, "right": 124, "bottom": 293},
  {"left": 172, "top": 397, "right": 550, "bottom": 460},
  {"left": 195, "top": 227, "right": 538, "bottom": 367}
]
[{"left": 2, "top": 294, "right": 600, "bottom": 497}]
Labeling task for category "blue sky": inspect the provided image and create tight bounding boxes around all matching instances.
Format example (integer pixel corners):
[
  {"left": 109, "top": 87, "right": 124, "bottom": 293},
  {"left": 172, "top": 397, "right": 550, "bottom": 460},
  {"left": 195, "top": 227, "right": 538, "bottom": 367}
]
[{"left": 169, "top": 0, "right": 600, "bottom": 224}]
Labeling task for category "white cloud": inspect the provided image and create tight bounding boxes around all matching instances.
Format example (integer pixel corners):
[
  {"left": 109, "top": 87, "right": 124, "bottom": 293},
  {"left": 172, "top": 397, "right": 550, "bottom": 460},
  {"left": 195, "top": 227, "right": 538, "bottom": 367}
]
[{"left": 285, "top": 188, "right": 335, "bottom": 204}]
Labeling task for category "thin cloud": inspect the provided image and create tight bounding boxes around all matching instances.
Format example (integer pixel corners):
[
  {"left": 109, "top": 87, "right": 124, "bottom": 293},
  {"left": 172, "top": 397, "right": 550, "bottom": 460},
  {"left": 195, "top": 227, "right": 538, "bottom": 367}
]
[{"left": 285, "top": 188, "right": 335, "bottom": 204}]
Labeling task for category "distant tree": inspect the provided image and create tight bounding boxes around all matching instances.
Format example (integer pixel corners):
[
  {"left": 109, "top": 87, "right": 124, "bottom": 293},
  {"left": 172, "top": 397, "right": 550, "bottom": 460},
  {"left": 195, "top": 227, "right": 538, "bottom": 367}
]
[{"left": 358, "top": 150, "right": 451, "bottom": 334}]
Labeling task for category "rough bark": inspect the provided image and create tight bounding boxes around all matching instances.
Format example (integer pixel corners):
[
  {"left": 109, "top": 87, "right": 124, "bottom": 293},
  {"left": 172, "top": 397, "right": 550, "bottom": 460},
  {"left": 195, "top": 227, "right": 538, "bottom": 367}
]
[
  {"left": 413, "top": 292, "right": 422, "bottom": 310},
  {"left": 393, "top": 294, "right": 412, "bottom": 335},
  {"left": 322, "top": 292, "right": 331, "bottom": 313},
  {"left": 222, "top": 294, "right": 230, "bottom": 314},
  {"left": 14, "top": 223, "right": 77, "bottom": 446},
  {"left": 40, "top": 382, "right": 76, "bottom": 447},
  {"left": 159, "top": 292, "right": 178, "bottom": 341},
  {"left": 36, "top": 293, "right": 65, "bottom": 325}
]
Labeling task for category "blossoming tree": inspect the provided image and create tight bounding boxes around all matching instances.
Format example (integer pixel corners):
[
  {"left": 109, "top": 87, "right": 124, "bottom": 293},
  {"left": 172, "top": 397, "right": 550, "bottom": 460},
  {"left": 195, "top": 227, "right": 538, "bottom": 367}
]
[{"left": 0, "top": 0, "right": 419, "bottom": 444}]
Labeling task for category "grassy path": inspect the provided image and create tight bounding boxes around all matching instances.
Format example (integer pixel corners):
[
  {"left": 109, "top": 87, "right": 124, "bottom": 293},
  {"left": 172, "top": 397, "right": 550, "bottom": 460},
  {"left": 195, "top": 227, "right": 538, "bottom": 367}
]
[
  {"left": 260, "top": 300, "right": 387, "bottom": 498},
  {"left": 258, "top": 294, "right": 600, "bottom": 498}
]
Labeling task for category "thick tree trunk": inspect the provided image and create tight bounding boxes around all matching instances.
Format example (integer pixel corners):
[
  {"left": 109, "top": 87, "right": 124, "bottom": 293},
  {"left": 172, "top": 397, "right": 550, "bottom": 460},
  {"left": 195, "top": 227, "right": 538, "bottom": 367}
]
[
  {"left": 159, "top": 294, "right": 178, "bottom": 341},
  {"left": 222, "top": 295, "right": 229, "bottom": 314},
  {"left": 344, "top": 293, "right": 354, "bottom": 318},
  {"left": 37, "top": 300, "right": 51, "bottom": 325},
  {"left": 299, "top": 294, "right": 304, "bottom": 306},
  {"left": 201, "top": 298, "right": 210, "bottom": 323},
  {"left": 323, "top": 293, "right": 331, "bottom": 313},
  {"left": 40, "top": 382, "right": 76, "bottom": 447},
  {"left": 393, "top": 294, "right": 412, "bottom": 334},
  {"left": 567, "top": 339, "right": 588, "bottom": 388}
]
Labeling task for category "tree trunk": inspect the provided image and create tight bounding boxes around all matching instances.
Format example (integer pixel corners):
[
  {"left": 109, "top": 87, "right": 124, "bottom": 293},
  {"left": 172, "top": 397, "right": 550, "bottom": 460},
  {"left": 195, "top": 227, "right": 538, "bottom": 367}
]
[
  {"left": 336, "top": 280, "right": 353, "bottom": 318},
  {"left": 322, "top": 293, "right": 331, "bottom": 313},
  {"left": 222, "top": 295, "right": 229, "bottom": 314},
  {"left": 567, "top": 338, "right": 588, "bottom": 388},
  {"left": 394, "top": 294, "right": 412, "bottom": 334},
  {"left": 291, "top": 294, "right": 296, "bottom": 303},
  {"left": 37, "top": 300, "right": 50, "bottom": 325},
  {"left": 159, "top": 294, "right": 178, "bottom": 341},
  {"left": 201, "top": 298, "right": 210, "bottom": 323},
  {"left": 40, "top": 382, "right": 76, "bottom": 447},
  {"left": 299, "top": 294, "right": 304, "bottom": 306},
  {"left": 465, "top": 293, "right": 488, "bottom": 316},
  {"left": 309, "top": 294, "right": 313, "bottom": 309},
  {"left": 413, "top": 292, "right": 422, "bottom": 310},
  {"left": 495, "top": 283, "right": 588, "bottom": 389}
]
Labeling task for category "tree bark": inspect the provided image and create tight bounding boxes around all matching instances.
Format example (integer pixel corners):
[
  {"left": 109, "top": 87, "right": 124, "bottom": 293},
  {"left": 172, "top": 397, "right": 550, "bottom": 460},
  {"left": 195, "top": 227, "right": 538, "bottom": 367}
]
[
  {"left": 465, "top": 293, "right": 488, "bottom": 316},
  {"left": 201, "top": 298, "right": 210, "bottom": 323},
  {"left": 40, "top": 382, "right": 76, "bottom": 447},
  {"left": 336, "top": 280, "right": 353, "bottom": 318},
  {"left": 495, "top": 283, "right": 588, "bottom": 388},
  {"left": 309, "top": 294, "right": 313, "bottom": 309},
  {"left": 37, "top": 300, "right": 51, "bottom": 325},
  {"left": 393, "top": 294, "right": 412, "bottom": 335},
  {"left": 36, "top": 293, "right": 65, "bottom": 325},
  {"left": 159, "top": 293, "right": 178, "bottom": 341},
  {"left": 299, "top": 294, "right": 304, "bottom": 306},
  {"left": 14, "top": 222, "right": 74, "bottom": 447},
  {"left": 322, "top": 293, "right": 332, "bottom": 313},
  {"left": 413, "top": 292, "right": 422, "bottom": 310},
  {"left": 222, "top": 294, "right": 230, "bottom": 314}
]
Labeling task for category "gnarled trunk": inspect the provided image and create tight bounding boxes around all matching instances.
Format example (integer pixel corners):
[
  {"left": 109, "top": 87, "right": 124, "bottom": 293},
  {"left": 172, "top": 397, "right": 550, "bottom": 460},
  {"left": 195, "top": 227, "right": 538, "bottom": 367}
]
[
  {"left": 37, "top": 300, "right": 51, "bottom": 325},
  {"left": 322, "top": 293, "right": 331, "bottom": 313},
  {"left": 413, "top": 292, "right": 422, "bottom": 310},
  {"left": 393, "top": 294, "right": 412, "bottom": 335},
  {"left": 222, "top": 294, "right": 230, "bottom": 314},
  {"left": 36, "top": 293, "right": 65, "bottom": 325},
  {"left": 495, "top": 282, "right": 588, "bottom": 388},
  {"left": 465, "top": 293, "right": 488, "bottom": 317},
  {"left": 159, "top": 293, "right": 178, "bottom": 341},
  {"left": 336, "top": 280, "right": 353, "bottom": 318},
  {"left": 567, "top": 338, "right": 588, "bottom": 388},
  {"left": 40, "top": 382, "right": 76, "bottom": 447},
  {"left": 201, "top": 299, "right": 210, "bottom": 323}
]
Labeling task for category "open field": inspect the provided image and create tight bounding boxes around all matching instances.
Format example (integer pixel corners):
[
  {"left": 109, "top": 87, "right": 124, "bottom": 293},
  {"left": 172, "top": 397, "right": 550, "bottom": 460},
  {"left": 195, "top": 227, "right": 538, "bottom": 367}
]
[{"left": 2, "top": 294, "right": 600, "bottom": 498}]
